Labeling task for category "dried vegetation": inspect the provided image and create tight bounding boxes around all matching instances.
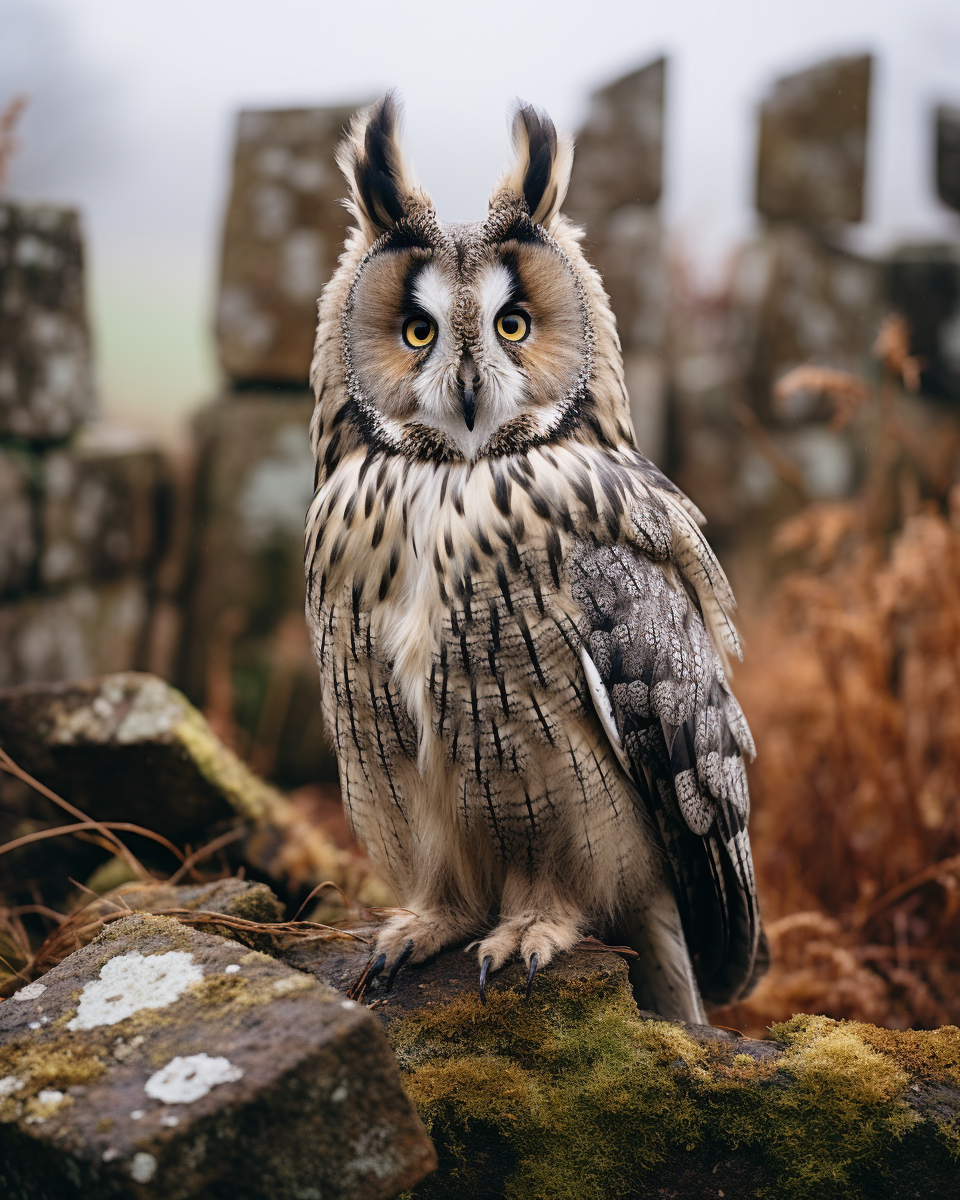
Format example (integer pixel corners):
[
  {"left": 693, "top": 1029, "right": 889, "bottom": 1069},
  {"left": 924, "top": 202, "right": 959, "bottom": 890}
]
[{"left": 715, "top": 316, "right": 960, "bottom": 1033}]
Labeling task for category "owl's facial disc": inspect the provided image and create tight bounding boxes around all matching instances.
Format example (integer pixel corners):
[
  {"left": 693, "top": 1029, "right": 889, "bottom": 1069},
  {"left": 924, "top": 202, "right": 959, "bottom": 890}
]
[{"left": 345, "top": 226, "right": 588, "bottom": 459}]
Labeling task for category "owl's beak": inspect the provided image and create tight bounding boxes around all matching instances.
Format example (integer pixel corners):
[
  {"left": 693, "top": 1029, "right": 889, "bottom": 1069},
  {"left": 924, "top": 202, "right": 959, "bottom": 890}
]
[
  {"left": 457, "top": 357, "right": 479, "bottom": 432},
  {"left": 460, "top": 382, "right": 476, "bottom": 431}
]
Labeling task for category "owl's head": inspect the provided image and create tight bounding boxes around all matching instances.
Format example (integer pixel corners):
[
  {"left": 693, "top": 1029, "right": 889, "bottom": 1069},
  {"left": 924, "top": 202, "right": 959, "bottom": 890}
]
[{"left": 313, "top": 94, "right": 632, "bottom": 464}]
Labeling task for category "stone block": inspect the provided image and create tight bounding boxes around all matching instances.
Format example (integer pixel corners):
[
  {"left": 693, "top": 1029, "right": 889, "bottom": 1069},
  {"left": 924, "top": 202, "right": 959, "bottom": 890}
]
[
  {"left": 576, "top": 205, "right": 665, "bottom": 352},
  {"left": 0, "top": 672, "right": 347, "bottom": 901},
  {"left": 283, "top": 931, "right": 960, "bottom": 1200},
  {"left": 936, "top": 104, "right": 960, "bottom": 214},
  {"left": 756, "top": 55, "right": 872, "bottom": 224},
  {"left": 216, "top": 106, "right": 357, "bottom": 384},
  {"left": 732, "top": 223, "right": 882, "bottom": 419},
  {"left": 184, "top": 392, "right": 333, "bottom": 786},
  {"left": 884, "top": 244, "right": 960, "bottom": 399},
  {"left": 0, "top": 578, "right": 148, "bottom": 690},
  {"left": 0, "top": 203, "right": 95, "bottom": 439},
  {"left": 0, "top": 446, "right": 37, "bottom": 596},
  {"left": 40, "top": 425, "right": 164, "bottom": 587},
  {"left": 0, "top": 914, "right": 436, "bottom": 1199},
  {"left": 566, "top": 57, "right": 664, "bottom": 211}
]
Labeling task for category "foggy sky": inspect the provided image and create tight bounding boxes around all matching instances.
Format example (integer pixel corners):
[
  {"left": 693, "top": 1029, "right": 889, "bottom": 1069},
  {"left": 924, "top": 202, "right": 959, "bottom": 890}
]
[{"left": 2, "top": 0, "right": 959, "bottom": 436}]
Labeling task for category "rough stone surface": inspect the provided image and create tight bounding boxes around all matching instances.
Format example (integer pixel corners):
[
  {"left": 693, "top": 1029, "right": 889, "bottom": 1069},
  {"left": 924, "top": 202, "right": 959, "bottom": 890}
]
[
  {"left": 285, "top": 932, "right": 960, "bottom": 1200},
  {"left": 216, "top": 106, "right": 357, "bottom": 384},
  {"left": 0, "top": 203, "right": 95, "bottom": 440},
  {"left": 732, "top": 222, "right": 882, "bottom": 420},
  {"left": 0, "top": 579, "right": 148, "bottom": 689},
  {"left": 0, "top": 672, "right": 346, "bottom": 898},
  {"left": 0, "top": 914, "right": 436, "bottom": 1199},
  {"left": 183, "top": 393, "right": 333, "bottom": 786},
  {"left": 756, "top": 54, "right": 872, "bottom": 224},
  {"left": 40, "top": 426, "right": 163, "bottom": 587},
  {"left": 100, "top": 880, "right": 287, "bottom": 954},
  {"left": 884, "top": 244, "right": 960, "bottom": 400},
  {"left": 566, "top": 57, "right": 664, "bottom": 211},
  {"left": 0, "top": 447, "right": 37, "bottom": 597},
  {"left": 937, "top": 104, "right": 960, "bottom": 215},
  {"left": 565, "top": 61, "right": 668, "bottom": 467}
]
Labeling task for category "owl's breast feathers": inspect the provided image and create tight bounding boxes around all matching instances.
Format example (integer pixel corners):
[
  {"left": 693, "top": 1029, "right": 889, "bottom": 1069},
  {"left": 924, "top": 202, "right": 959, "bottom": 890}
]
[{"left": 305, "top": 438, "right": 767, "bottom": 1004}]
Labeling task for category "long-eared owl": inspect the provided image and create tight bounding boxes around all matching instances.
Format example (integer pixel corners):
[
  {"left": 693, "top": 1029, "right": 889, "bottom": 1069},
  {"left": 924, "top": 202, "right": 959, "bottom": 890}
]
[{"left": 305, "top": 94, "right": 766, "bottom": 1021}]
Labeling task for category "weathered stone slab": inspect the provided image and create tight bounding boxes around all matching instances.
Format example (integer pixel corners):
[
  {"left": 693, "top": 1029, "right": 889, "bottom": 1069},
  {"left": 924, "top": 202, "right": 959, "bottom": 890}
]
[
  {"left": 566, "top": 57, "right": 664, "bottom": 211},
  {"left": 183, "top": 392, "right": 333, "bottom": 786},
  {"left": 0, "top": 446, "right": 37, "bottom": 596},
  {"left": 283, "top": 931, "right": 960, "bottom": 1199},
  {"left": 0, "top": 672, "right": 346, "bottom": 898},
  {"left": 0, "top": 203, "right": 95, "bottom": 440},
  {"left": 884, "top": 243, "right": 960, "bottom": 400},
  {"left": 732, "top": 223, "right": 882, "bottom": 419},
  {"left": 756, "top": 55, "right": 872, "bottom": 224},
  {"left": 216, "top": 106, "right": 357, "bottom": 384},
  {"left": 0, "top": 579, "right": 148, "bottom": 689},
  {"left": 40, "top": 426, "right": 163, "bottom": 587},
  {"left": 937, "top": 104, "right": 960, "bottom": 214},
  {"left": 0, "top": 914, "right": 436, "bottom": 1199}
]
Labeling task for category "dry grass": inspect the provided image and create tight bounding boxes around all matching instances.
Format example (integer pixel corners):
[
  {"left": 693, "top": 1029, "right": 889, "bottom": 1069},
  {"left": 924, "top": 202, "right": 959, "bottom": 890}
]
[{"left": 714, "top": 317, "right": 960, "bottom": 1034}]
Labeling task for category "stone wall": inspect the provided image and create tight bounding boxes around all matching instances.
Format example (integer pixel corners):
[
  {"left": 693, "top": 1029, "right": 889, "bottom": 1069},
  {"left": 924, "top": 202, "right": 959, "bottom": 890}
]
[
  {"left": 182, "top": 107, "right": 359, "bottom": 785},
  {"left": 567, "top": 58, "right": 668, "bottom": 465},
  {"left": 0, "top": 203, "right": 165, "bottom": 688}
]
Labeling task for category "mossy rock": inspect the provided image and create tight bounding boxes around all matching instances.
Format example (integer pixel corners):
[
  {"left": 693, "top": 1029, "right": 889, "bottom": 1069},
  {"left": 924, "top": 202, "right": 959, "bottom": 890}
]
[
  {"left": 286, "top": 934, "right": 960, "bottom": 1199},
  {"left": 398, "top": 985, "right": 959, "bottom": 1198}
]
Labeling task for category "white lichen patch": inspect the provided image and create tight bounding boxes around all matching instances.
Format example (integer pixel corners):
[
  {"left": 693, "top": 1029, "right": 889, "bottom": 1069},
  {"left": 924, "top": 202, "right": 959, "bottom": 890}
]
[
  {"left": 67, "top": 951, "right": 203, "bottom": 1031},
  {"left": 36, "top": 1089, "right": 65, "bottom": 1106},
  {"left": 130, "top": 1152, "right": 157, "bottom": 1183},
  {"left": 225, "top": 964, "right": 241, "bottom": 974},
  {"left": 271, "top": 975, "right": 312, "bottom": 997},
  {"left": 145, "top": 1054, "right": 243, "bottom": 1104},
  {"left": 0, "top": 1076, "right": 24, "bottom": 1099},
  {"left": 12, "top": 981, "right": 46, "bottom": 1001}
]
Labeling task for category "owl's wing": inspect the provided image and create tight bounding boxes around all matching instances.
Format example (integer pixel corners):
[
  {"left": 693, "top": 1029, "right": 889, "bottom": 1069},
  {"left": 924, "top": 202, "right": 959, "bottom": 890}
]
[{"left": 568, "top": 539, "right": 768, "bottom": 1006}]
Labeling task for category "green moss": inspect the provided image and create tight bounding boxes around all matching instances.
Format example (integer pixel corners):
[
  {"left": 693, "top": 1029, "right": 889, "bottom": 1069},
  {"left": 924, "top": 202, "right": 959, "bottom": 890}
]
[
  {"left": 393, "top": 983, "right": 960, "bottom": 1200},
  {"left": 174, "top": 705, "right": 282, "bottom": 822}
]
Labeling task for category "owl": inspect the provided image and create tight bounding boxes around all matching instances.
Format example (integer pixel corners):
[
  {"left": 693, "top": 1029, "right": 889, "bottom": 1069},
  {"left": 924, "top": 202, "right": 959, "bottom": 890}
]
[{"left": 305, "top": 94, "right": 766, "bottom": 1022}]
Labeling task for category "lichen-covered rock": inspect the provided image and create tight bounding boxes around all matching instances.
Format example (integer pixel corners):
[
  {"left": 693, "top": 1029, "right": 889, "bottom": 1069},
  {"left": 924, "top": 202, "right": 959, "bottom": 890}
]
[
  {"left": 286, "top": 933, "right": 960, "bottom": 1199},
  {"left": 215, "top": 106, "right": 356, "bottom": 384},
  {"left": 0, "top": 579, "right": 148, "bottom": 690},
  {"left": 40, "top": 426, "right": 164, "bottom": 587},
  {"left": 0, "top": 672, "right": 347, "bottom": 900},
  {"left": 0, "top": 446, "right": 37, "bottom": 597},
  {"left": 0, "top": 203, "right": 95, "bottom": 440},
  {"left": 732, "top": 222, "right": 881, "bottom": 421},
  {"left": 184, "top": 392, "right": 334, "bottom": 786},
  {"left": 0, "top": 914, "right": 436, "bottom": 1199},
  {"left": 565, "top": 57, "right": 664, "bottom": 211},
  {"left": 108, "top": 878, "right": 285, "bottom": 926},
  {"left": 937, "top": 104, "right": 960, "bottom": 215},
  {"left": 756, "top": 54, "right": 872, "bottom": 224}
]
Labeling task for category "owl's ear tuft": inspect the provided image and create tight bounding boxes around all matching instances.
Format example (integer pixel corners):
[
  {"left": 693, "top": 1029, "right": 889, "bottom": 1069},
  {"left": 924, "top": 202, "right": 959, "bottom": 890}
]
[
  {"left": 337, "top": 93, "right": 430, "bottom": 242},
  {"left": 496, "top": 103, "right": 573, "bottom": 228}
]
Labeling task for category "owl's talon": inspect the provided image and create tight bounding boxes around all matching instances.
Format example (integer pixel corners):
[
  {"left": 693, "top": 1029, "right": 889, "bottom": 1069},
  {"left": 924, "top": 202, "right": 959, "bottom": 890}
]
[
  {"left": 385, "top": 940, "right": 415, "bottom": 992},
  {"left": 348, "top": 951, "right": 387, "bottom": 1001},
  {"left": 479, "top": 955, "right": 493, "bottom": 1004},
  {"left": 524, "top": 952, "right": 540, "bottom": 999}
]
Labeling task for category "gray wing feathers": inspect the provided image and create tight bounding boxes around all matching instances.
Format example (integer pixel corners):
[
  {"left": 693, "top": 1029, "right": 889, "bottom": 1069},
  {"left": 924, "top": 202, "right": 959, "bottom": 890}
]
[{"left": 569, "top": 538, "right": 766, "bottom": 1005}]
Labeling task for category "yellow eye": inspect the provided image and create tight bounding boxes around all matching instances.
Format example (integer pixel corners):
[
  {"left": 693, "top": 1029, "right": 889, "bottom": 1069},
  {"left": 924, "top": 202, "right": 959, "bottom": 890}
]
[
  {"left": 403, "top": 315, "right": 436, "bottom": 348},
  {"left": 496, "top": 310, "right": 529, "bottom": 342}
]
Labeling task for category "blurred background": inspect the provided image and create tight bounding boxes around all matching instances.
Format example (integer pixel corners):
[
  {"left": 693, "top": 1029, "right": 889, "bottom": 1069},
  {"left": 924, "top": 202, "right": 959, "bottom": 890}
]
[{"left": 3, "top": 0, "right": 960, "bottom": 1032}]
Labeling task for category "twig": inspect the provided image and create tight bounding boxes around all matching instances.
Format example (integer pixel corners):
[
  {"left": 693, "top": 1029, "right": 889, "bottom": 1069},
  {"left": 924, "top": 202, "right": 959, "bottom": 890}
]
[
  {"left": 166, "top": 827, "right": 247, "bottom": 885},
  {"left": 0, "top": 820, "right": 185, "bottom": 863},
  {"left": 0, "top": 744, "right": 149, "bottom": 880}
]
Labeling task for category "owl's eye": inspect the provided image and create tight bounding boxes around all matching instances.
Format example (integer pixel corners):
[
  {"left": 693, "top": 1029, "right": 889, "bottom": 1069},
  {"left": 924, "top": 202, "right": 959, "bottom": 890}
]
[
  {"left": 496, "top": 309, "right": 529, "bottom": 343},
  {"left": 402, "top": 315, "right": 436, "bottom": 349}
]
